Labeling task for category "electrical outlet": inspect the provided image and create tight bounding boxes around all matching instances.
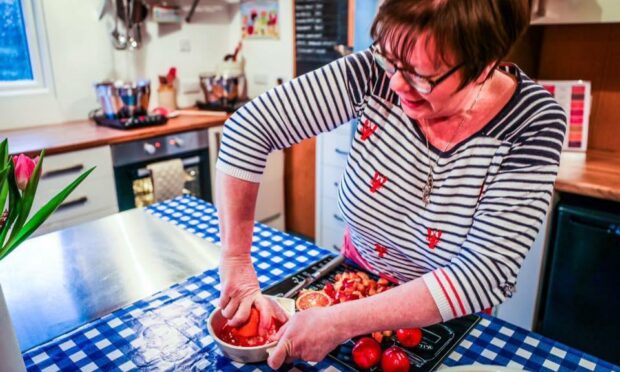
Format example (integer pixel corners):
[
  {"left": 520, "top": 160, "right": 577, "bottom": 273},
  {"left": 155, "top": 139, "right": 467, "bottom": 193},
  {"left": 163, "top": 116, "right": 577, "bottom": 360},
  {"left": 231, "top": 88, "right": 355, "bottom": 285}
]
[{"left": 179, "top": 39, "right": 191, "bottom": 53}]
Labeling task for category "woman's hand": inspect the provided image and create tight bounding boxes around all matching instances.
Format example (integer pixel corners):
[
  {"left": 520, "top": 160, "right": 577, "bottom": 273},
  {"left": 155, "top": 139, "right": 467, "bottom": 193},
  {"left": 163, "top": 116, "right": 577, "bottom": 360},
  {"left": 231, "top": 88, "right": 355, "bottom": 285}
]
[
  {"left": 267, "top": 307, "right": 348, "bottom": 369},
  {"left": 218, "top": 255, "right": 288, "bottom": 334}
]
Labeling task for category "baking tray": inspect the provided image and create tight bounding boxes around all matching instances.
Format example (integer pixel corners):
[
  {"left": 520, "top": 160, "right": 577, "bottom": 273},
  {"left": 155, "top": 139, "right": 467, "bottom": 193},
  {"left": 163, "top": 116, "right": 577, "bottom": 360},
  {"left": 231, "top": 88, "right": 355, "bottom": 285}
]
[{"left": 263, "top": 256, "right": 480, "bottom": 371}]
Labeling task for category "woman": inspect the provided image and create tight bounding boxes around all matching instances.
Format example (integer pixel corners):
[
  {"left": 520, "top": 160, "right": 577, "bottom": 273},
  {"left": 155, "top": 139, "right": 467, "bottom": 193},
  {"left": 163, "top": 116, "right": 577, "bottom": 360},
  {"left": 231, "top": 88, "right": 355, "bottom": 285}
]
[{"left": 216, "top": 0, "right": 566, "bottom": 369}]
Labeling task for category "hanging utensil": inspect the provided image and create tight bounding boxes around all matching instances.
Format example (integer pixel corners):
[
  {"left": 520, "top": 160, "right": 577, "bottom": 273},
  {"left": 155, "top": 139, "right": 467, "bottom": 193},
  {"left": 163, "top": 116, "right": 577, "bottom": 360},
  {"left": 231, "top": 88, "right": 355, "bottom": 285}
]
[{"left": 111, "top": 0, "right": 127, "bottom": 49}]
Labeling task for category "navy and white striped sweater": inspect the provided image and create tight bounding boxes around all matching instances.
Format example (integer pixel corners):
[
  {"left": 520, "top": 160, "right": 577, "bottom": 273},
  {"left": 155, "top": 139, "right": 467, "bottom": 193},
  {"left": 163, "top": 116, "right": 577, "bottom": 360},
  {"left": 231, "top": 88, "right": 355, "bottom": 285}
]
[{"left": 216, "top": 50, "right": 567, "bottom": 321}]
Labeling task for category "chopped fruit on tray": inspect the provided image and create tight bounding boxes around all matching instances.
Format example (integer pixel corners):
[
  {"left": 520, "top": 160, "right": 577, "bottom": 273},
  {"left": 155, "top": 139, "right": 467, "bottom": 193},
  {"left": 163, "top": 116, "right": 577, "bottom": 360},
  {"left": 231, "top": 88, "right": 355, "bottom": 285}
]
[
  {"left": 295, "top": 290, "right": 332, "bottom": 310},
  {"left": 219, "top": 307, "right": 283, "bottom": 347},
  {"left": 295, "top": 270, "right": 392, "bottom": 311},
  {"left": 352, "top": 337, "right": 382, "bottom": 369}
]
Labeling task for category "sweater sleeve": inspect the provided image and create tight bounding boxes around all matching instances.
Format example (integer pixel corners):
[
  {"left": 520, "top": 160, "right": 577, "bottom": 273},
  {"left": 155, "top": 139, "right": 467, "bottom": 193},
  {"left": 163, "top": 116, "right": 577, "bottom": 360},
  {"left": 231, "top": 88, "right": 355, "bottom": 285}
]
[
  {"left": 216, "top": 50, "right": 375, "bottom": 183},
  {"left": 422, "top": 104, "right": 567, "bottom": 321}
]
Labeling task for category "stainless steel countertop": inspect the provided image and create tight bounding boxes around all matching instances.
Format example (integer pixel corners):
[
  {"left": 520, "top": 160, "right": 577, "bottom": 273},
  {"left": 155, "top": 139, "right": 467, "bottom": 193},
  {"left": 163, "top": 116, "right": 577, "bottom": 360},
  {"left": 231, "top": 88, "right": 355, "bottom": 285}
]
[{"left": 0, "top": 209, "right": 221, "bottom": 351}]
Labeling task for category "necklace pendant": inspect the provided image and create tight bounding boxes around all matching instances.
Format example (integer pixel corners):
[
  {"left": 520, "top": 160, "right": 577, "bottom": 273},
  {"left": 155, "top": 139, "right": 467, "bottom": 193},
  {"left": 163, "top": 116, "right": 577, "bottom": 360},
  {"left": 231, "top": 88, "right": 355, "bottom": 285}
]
[{"left": 422, "top": 173, "right": 433, "bottom": 206}]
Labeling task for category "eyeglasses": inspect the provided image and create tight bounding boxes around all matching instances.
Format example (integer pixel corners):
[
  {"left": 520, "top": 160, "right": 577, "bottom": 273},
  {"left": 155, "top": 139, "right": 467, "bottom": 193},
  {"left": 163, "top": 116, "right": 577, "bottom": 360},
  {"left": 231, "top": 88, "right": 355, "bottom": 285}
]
[{"left": 371, "top": 46, "right": 464, "bottom": 94}]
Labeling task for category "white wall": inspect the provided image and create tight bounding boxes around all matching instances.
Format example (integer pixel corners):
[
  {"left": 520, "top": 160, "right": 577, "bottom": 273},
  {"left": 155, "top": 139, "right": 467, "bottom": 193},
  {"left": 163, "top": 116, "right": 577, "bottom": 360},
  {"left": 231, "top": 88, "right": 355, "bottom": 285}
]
[{"left": 0, "top": 0, "right": 293, "bottom": 131}]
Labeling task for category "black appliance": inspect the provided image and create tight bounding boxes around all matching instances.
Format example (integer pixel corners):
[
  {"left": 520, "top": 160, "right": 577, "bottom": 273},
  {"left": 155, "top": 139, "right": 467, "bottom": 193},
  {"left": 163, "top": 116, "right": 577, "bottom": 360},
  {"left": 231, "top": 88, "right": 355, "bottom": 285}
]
[
  {"left": 538, "top": 197, "right": 620, "bottom": 364},
  {"left": 111, "top": 129, "right": 212, "bottom": 211},
  {"left": 93, "top": 113, "right": 168, "bottom": 130}
]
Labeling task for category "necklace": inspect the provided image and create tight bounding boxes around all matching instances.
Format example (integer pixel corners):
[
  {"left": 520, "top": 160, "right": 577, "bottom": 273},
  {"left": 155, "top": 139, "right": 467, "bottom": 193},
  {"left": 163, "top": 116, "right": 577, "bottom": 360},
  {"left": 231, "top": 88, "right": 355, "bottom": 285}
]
[{"left": 421, "top": 81, "right": 486, "bottom": 207}]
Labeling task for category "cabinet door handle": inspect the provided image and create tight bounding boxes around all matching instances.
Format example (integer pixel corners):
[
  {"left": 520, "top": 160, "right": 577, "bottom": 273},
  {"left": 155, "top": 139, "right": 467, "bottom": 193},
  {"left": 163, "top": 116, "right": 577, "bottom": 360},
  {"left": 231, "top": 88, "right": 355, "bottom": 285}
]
[
  {"left": 333, "top": 214, "right": 344, "bottom": 222},
  {"left": 569, "top": 215, "right": 618, "bottom": 234},
  {"left": 41, "top": 164, "right": 85, "bottom": 179},
  {"left": 56, "top": 196, "right": 88, "bottom": 212},
  {"left": 334, "top": 148, "right": 349, "bottom": 156},
  {"left": 332, "top": 245, "right": 340, "bottom": 251}
]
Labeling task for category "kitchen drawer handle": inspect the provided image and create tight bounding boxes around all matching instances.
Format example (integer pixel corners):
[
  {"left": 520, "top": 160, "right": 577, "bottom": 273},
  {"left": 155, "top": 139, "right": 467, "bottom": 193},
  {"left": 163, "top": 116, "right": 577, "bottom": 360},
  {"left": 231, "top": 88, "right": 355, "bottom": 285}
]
[
  {"left": 332, "top": 245, "right": 340, "bottom": 251},
  {"left": 41, "top": 164, "right": 84, "bottom": 179},
  {"left": 334, "top": 148, "right": 349, "bottom": 156},
  {"left": 333, "top": 214, "right": 344, "bottom": 222},
  {"left": 56, "top": 196, "right": 88, "bottom": 211}
]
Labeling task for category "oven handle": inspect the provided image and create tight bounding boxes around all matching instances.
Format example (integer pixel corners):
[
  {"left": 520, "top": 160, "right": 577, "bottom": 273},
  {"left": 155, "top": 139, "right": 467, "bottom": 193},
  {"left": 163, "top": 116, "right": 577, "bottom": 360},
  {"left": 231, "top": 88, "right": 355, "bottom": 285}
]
[{"left": 136, "top": 156, "right": 201, "bottom": 178}]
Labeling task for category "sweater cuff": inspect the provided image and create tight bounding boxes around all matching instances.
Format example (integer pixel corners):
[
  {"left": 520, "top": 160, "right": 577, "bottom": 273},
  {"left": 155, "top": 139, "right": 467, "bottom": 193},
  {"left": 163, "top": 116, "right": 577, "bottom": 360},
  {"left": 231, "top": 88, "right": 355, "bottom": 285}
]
[
  {"left": 422, "top": 268, "right": 467, "bottom": 322},
  {"left": 216, "top": 160, "right": 263, "bottom": 183}
]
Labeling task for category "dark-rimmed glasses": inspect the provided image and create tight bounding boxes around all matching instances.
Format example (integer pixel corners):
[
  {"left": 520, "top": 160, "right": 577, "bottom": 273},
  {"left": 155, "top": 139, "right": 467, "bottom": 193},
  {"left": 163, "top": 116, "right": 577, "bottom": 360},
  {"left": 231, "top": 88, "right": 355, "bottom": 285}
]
[{"left": 371, "top": 45, "right": 464, "bottom": 94}]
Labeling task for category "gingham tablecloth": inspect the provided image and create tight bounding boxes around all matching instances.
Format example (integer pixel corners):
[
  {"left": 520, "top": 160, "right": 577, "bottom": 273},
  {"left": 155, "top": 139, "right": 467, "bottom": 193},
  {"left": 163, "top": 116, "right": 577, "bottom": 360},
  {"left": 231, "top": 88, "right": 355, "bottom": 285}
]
[{"left": 22, "top": 196, "right": 619, "bottom": 371}]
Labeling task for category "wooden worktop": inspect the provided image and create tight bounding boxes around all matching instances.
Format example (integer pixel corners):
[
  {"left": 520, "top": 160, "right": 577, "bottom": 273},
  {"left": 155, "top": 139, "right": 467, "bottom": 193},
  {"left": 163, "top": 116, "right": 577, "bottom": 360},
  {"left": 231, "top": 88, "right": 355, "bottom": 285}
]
[
  {"left": 556, "top": 150, "right": 620, "bottom": 202},
  {"left": 0, "top": 112, "right": 228, "bottom": 156}
]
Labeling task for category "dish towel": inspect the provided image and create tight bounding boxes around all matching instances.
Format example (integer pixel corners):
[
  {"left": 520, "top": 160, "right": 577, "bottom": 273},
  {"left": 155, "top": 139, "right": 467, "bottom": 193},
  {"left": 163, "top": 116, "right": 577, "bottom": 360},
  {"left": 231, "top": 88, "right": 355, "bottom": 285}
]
[{"left": 146, "top": 159, "right": 186, "bottom": 203}]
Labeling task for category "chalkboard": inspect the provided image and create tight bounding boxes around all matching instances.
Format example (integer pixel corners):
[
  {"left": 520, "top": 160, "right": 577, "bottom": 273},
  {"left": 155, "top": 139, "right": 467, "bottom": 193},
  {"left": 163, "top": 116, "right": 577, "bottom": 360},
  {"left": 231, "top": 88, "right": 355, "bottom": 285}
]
[{"left": 294, "top": 0, "right": 349, "bottom": 77}]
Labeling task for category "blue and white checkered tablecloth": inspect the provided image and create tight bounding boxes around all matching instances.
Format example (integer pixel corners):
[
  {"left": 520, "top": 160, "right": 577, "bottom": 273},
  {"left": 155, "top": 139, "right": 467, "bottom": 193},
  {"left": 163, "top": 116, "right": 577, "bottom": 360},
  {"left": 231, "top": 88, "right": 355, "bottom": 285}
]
[{"left": 21, "top": 196, "right": 619, "bottom": 371}]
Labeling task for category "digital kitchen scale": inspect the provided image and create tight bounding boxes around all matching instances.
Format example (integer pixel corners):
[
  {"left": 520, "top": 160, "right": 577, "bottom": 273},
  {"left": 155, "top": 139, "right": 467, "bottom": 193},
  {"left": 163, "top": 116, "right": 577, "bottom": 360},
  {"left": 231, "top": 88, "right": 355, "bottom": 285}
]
[{"left": 263, "top": 257, "right": 481, "bottom": 371}]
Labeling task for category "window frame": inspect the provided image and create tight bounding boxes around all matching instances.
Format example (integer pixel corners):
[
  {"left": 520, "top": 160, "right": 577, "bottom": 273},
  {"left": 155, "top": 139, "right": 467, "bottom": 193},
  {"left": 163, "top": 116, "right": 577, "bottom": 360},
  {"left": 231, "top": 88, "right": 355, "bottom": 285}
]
[{"left": 0, "top": 0, "right": 54, "bottom": 96}]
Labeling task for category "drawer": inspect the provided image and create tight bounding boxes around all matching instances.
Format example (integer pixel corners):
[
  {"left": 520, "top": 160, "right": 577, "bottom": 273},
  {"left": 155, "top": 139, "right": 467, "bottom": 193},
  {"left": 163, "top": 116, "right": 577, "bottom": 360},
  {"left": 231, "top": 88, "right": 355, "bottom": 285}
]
[
  {"left": 321, "top": 165, "right": 345, "bottom": 200},
  {"left": 31, "top": 171, "right": 118, "bottom": 228},
  {"left": 321, "top": 196, "right": 345, "bottom": 230},
  {"left": 42, "top": 146, "right": 113, "bottom": 178},
  {"left": 319, "top": 224, "right": 346, "bottom": 252},
  {"left": 37, "top": 146, "right": 114, "bottom": 198},
  {"left": 321, "top": 132, "right": 351, "bottom": 168}
]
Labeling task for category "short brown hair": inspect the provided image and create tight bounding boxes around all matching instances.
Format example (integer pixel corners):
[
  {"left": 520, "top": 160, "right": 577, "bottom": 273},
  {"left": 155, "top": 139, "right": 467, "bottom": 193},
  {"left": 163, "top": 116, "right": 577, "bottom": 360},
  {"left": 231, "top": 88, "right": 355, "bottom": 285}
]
[{"left": 370, "top": 0, "right": 530, "bottom": 90}]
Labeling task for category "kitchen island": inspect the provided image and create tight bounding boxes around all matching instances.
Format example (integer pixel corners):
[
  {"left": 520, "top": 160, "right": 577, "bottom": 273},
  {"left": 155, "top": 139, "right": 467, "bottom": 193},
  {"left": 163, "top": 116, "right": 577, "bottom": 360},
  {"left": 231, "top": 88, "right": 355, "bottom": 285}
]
[{"left": 2, "top": 196, "right": 617, "bottom": 371}]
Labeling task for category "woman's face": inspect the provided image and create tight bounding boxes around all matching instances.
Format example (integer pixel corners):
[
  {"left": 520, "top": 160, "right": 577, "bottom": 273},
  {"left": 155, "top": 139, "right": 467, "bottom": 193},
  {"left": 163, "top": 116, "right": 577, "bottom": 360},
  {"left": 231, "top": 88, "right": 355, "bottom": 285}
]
[{"left": 384, "top": 33, "right": 481, "bottom": 121}]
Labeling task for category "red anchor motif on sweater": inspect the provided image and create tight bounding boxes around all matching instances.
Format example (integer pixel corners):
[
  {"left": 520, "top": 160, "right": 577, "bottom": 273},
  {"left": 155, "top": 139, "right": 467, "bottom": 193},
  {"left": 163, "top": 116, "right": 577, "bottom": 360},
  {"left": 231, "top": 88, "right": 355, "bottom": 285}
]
[
  {"left": 374, "top": 243, "right": 388, "bottom": 258},
  {"left": 370, "top": 172, "right": 388, "bottom": 193},
  {"left": 361, "top": 120, "right": 378, "bottom": 141},
  {"left": 427, "top": 228, "right": 442, "bottom": 249}
]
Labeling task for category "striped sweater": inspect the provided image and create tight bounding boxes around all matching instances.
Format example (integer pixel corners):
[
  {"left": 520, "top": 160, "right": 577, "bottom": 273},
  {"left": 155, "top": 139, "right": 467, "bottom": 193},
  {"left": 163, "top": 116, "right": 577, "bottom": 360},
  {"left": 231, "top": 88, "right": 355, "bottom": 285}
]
[{"left": 216, "top": 50, "right": 567, "bottom": 321}]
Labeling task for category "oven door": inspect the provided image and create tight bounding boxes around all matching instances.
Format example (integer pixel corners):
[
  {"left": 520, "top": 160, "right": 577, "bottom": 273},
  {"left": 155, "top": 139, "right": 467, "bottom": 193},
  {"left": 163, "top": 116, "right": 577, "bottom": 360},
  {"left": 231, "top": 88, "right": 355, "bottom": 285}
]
[{"left": 113, "top": 150, "right": 211, "bottom": 211}]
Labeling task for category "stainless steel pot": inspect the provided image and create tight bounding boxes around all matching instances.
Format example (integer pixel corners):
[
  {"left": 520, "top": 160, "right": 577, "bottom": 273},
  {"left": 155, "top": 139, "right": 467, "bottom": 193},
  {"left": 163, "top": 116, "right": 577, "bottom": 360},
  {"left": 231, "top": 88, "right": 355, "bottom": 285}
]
[{"left": 95, "top": 79, "right": 150, "bottom": 118}]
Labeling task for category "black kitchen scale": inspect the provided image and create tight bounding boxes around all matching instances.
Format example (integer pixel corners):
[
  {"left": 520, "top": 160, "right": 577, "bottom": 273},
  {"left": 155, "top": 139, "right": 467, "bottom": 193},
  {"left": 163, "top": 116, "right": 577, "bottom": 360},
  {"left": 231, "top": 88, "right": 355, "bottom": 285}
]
[
  {"left": 196, "top": 100, "right": 247, "bottom": 113},
  {"left": 93, "top": 114, "right": 168, "bottom": 130},
  {"left": 263, "top": 256, "right": 481, "bottom": 371}
]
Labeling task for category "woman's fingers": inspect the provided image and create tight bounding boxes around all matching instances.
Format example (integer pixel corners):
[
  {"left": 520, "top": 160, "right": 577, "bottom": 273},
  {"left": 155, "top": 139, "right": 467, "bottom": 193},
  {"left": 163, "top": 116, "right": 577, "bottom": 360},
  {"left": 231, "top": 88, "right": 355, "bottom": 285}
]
[
  {"left": 227, "top": 298, "right": 253, "bottom": 327},
  {"left": 267, "top": 335, "right": 292, "bottom": 369},
  {"left": 220, "top": 296, "right": 240, "bottom": 319}
]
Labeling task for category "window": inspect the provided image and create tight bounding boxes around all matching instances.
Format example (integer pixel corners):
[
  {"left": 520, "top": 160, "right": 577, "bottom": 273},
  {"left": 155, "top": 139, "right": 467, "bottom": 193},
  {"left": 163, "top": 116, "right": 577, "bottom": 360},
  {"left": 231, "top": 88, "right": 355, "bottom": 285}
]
[{"left": 0, "top": 0, "right": 51, "bottom": 95}]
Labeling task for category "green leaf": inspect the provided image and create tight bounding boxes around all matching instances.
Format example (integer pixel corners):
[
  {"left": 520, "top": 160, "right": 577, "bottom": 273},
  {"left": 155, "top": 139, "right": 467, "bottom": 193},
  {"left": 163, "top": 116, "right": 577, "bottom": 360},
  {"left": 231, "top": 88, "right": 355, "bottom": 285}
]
[
  {"left": 0, "top": 182, "right": 8, "bottom": 216},
  {"left": 0, "top": 139, "right": 8, "bottom": 165},
  {"left": 0, "top": 166, "right": 95, "bottom": 260},
  {"left": 9, "top": 149, "right": 45, "bottom": 241},
  {"left": 0, "top": 162, "right": 22, "bottom": 248}
]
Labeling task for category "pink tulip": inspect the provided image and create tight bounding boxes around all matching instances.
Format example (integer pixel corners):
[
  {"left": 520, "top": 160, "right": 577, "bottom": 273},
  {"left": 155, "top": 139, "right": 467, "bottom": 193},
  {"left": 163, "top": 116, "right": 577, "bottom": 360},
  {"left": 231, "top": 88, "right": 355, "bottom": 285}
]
[{"left": 12, "top": 154, "right": 40, "bottom": 191}]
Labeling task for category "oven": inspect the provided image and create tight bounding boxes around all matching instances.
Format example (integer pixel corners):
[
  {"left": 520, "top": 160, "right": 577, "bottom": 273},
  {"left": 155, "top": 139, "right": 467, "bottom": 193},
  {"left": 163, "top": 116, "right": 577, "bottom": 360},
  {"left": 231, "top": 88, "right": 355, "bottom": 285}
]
[{"left": 111, "top": 129, "right": 212, "bottom": 211}]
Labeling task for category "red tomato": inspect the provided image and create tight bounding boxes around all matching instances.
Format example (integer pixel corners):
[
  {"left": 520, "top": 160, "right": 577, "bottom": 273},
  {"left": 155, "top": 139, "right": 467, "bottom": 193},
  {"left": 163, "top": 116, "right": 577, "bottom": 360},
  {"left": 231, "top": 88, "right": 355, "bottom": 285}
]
[
  {"left": 396, "top": 327, "right": 423, "bottom": 348},
  {"left": 352, "top": 337, "right": 382, "bottom": 369},
  {"left": 381, "top": 346, "right": 410, "bottom": 372},
  {"left": 233, "top": 307, "right": 260, "bottom": 337}
]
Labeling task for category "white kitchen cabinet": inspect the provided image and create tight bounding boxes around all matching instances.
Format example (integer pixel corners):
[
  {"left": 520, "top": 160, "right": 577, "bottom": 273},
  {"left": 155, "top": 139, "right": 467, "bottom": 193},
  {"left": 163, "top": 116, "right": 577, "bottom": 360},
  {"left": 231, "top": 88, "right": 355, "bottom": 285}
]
[
  {"left": 496, "top": 209, "right": 553, "bottom": 330},
  {"left": 315, "top": 122, "right": 353, "bottom": 252},
  {"left": 31, "top": 146, "right": 118, "bottom": 236},
  {"left": 208, "top": 125, "right": 286, "bottom": 231},
  {"left": 531, "top": 0, "right": 620, "bottom": 24}
]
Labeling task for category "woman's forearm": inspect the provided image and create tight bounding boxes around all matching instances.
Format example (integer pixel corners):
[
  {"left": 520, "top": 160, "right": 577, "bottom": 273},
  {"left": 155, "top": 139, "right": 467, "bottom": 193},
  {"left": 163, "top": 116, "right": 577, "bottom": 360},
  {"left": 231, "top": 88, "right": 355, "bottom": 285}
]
[
  {"left": 329, "top": 277, "right": 442, "bottom": 337},
  {"left": 215, "top": 170, "right": 260, "bottom": 259}
]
